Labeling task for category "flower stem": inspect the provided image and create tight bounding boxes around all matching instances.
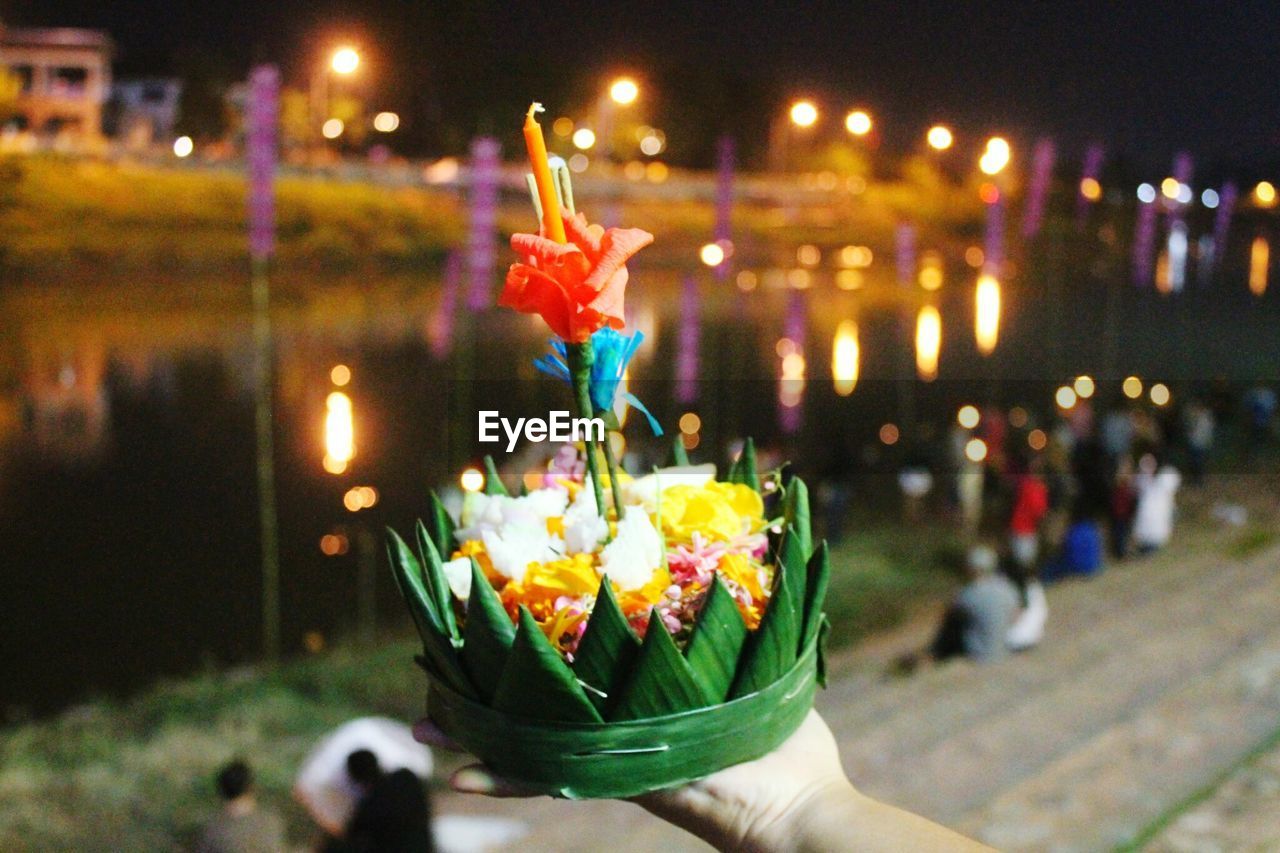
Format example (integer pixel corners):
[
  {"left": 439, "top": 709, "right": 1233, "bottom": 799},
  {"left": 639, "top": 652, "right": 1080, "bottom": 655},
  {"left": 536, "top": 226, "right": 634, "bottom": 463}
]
[
  {"left": 602, "top": 432, "right": 627, "bottom": 521},
  {"left": 566, "top": 342, "right": 607, "bottom": 520}
]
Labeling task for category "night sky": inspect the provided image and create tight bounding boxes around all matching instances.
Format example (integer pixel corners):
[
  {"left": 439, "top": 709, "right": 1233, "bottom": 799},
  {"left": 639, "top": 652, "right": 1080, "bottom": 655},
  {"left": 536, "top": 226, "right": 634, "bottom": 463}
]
[{"left": 3, "top": 0, "right": 1278, "bottom": 171}]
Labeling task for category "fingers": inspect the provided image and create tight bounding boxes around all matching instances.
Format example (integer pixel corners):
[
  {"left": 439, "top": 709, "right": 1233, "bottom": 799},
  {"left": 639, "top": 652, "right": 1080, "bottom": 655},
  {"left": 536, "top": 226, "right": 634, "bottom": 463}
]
[
  {"left": 450, "top": 764, "right": 538, "bottom": 798},
  {"left": 412, "top": 718, "right": 463, "bottom": 751}
]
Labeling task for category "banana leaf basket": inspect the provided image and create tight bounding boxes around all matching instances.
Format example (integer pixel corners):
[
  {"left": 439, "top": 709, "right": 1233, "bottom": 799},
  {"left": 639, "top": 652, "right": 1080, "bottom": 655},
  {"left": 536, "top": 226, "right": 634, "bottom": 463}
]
[{"left": 387, "top": 460, "right": 831, "bottom": 800}]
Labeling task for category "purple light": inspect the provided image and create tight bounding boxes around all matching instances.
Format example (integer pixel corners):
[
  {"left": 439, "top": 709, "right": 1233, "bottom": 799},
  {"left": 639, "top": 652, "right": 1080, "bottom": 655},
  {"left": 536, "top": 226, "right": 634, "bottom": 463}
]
[
  {"left": 246, "top": 64, "right": 279, "bottom": 262},
  {"left": 428, "top": 251, "right": 462, "bottom": 359},
  {"left": 1021, "top": 138, "right": 1056, "bottom": 238},
  {"left": 1076, "top": 143, "right": 1105, "bottom": 230},
  {"left": 465, "top": 137, "right": 501, "bottom": 310},
  {"left": 984, "top": 195, "right": 1004, "bottom": 275},
  {"left": 1133, "top": 197, "right": 1158, "bottom": 287},
  {"left": 713, "top": 136, "right": 735, "bottom": 281},
  {"left": 1212, "top": 182, "right": 1238, "bottom": 277},
  {"left": 895, "top": 223, "right": 916, "bottom": 285},
  {"left": 675, "top": 275, "right": 701, "bottom": 404}
]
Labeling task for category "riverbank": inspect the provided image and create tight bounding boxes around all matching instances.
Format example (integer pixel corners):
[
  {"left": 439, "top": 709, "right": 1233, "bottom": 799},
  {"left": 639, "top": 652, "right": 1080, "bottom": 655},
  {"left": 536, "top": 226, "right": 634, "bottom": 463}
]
[
  {"left": 0, "top": 522, "right": 956, "bottom": 850},
  {"left": 0, "top": 155, "right": 981, "bottom": 278}
]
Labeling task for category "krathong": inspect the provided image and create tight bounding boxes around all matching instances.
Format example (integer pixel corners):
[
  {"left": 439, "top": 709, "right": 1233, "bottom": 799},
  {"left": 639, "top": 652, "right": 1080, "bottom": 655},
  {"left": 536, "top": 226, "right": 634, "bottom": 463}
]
[{"left": 386, "top": 102, "right": 830, "bottom": 799}]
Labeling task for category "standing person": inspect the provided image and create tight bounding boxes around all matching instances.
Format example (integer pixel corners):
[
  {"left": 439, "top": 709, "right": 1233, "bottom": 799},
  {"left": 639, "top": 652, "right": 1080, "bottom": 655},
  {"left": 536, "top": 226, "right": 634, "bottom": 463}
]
[
  {"left": 1108, "top": 455, "right": 1139, "bottom": 559},
  {"left": 1132, "top": 454, "right": 1182, "bottom": 553},
  {"left": 1183, "top": 399, "right": 1215, "bottom": 487},
  {"left": 1007, "top": 455, "right": 1049, "bottom": 576},
  {"left": 197, "top": 761, "right": 285, "bottom": 853},
  {"left": 339, "top": 750, "right": 435, "bottom": 853}
]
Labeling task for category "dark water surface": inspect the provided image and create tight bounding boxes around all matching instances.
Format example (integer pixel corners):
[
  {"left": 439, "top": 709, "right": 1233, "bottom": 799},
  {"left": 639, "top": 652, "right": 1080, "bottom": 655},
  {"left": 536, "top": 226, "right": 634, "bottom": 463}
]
[{"left": 3, "top": 224, "right": 1278, "bottom": 717}]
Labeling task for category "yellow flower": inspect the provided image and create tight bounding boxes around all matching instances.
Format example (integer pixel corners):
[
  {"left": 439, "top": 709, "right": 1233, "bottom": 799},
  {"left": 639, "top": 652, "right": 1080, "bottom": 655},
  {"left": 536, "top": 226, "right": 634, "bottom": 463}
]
[
  {"left": 502, "top": 553, "right": 600, "bottom": 620},
  {"left": 658, "top": 481, "right": 763, "bottom": 542},
  {"left": 617, "top": 566, "right": 672, "bottom": 617},
  {"left": 718, "top": 552, "right": 766, "bottom": 602}
]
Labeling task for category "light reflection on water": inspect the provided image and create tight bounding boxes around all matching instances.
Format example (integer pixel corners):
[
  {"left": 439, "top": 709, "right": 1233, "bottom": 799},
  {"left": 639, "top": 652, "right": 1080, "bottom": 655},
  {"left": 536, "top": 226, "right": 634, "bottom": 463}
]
[{"left": 1, "top": 242, "right": 1277, "bottom": 715}]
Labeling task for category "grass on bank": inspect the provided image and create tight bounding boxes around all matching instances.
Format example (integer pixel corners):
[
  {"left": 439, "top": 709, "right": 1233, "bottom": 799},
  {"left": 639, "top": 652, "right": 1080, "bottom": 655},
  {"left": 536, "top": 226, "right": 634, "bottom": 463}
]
[{"left": 0, "top": 525, "right": 956, "bottom": 852}]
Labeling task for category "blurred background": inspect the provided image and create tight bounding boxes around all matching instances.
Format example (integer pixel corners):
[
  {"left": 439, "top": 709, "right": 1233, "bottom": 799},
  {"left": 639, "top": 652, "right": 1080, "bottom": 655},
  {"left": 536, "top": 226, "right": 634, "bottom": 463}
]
[{"left": 1, "top": 2, "right": 1279, "bottom": 850}]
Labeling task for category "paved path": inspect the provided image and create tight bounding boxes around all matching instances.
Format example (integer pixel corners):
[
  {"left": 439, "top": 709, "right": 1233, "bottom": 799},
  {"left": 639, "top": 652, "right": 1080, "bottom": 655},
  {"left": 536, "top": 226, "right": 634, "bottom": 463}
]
[{"left": 433, "top": 486, "right": 1280, "bottom": 852}]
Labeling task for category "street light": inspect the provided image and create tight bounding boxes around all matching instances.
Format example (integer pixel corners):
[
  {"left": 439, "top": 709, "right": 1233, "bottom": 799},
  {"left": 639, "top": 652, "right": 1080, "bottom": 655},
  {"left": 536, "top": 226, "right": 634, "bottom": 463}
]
[
  {"left": 979, "top": 136, "right": 1010, "bottom": 175},
  {"left": 845, "top": 109, "right": 872, "bottom": 136},
  {"left": 331, "top": 46, "right": 360, "bottom": 75},
  {"left": 609, "top": 77, "right": 639, "bottom": 105},
  {"left": 789, "top": 100, "right": 818, "bottom": 128},
  {"left": 927, "top": 125, "right": 953, "bottom": 151}
]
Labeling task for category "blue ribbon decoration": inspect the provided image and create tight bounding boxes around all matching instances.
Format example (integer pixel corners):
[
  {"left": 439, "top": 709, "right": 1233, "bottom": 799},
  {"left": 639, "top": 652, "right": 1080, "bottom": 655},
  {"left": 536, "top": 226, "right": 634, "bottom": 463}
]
[{"left": 534, "top": 328, "right": 663, "bottom": 436}]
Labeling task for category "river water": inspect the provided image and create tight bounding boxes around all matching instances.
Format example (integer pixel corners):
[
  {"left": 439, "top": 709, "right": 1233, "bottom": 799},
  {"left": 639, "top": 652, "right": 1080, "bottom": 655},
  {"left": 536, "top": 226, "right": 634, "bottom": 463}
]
[{"left": 2, "top": 223, "right": 1276, "bottom": 717}]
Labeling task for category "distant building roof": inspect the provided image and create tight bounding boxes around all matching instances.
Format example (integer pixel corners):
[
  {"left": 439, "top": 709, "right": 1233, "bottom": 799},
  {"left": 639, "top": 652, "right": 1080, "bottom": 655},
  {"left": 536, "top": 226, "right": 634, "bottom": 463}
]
[{"left": 0, "top": 27, "right": 115, "bottom": 53}]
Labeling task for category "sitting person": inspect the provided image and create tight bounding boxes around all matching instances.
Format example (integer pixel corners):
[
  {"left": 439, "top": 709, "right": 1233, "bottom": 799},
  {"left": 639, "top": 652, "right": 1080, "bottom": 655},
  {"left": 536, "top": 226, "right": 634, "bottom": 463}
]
[
  {"left": 197, "top": 760, "right": 285, "bottom": 853},
  {"left": 1132, "top": 453, "right": 1181, "bottom": 553},
  {"left": 1041, "top": 506, "right": 1104, "bottom": 582},
  {"left": 1005, "top": 577, "right": 1048, "bottom": 652},
  {"left": 929, "top": 545, "right": 1020, "bottom": 664},
  {"left": 334, "top": 749, "right": 435, "bottom": 853}
]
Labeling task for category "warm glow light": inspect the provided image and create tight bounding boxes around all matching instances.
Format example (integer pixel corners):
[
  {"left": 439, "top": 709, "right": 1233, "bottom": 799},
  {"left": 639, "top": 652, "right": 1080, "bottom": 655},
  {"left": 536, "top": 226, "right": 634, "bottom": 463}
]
[
  {"left": 832, "top": 320, "right": 860, "bottom": 396},
  {"left": 1073, "top": 375, "right": 1096, "bottom": 399},
  {"left": 1080, "top": 177, "right": 1101, "bottom": 201},
  {"left": 918, "top": 252, "right": 944, "bottom": 291},
  {"left": 1160, "top": 177, "right": 1180, "bottom": 200},
  {"left": 331, "top": 47, "right": 360, "bottom": 75},
  {"left": 460, "top": 467, "right": 485, "bottom": 492},
  {"left": 322, "top": 118, "right": 344, "bottom": 139},
  {"left": 965, "top": 246, "right": 985, "bottom": 268},
  {"left": 845, "top": 110, "right": 872, "bottom": 136},
  {"left": 927, "top": 125, "right": 953, "bottom": 151},
  {"left": 915, "top": 305, "right": 941, "bottom": 381},
  {"left": 330, "top": 364, "right": 351, "bottom": 386},
  {"left": 572, "top": 128, "right": 596, "bottom": 150},
  {"left": 1254, "top": 181, "right": 1277, "bottom": 207},
  {"left": 980, "top": 137, "right": 1010, "bottom": 175},
  {"left": 570, "top": 153, "right": 591, "bottom": 173},
  {"left": 679, "top": 412, "right": 702, "bottom": 434},
  {"left": 836, "top": 270, "right": 863, "bottom": 290},
  {"left": 1055, "top": 386, "right": 1078, "bottom": 409},
  {"left": 965, "top": 438, "right": 989, "bottom": 463},
  {"left": 645, "top": 161, "right": 668, "bottom": 182},
  {"left": 373, "top": 111, "right": 400, "bottom": 132},
  {"left": 797, "top": 244, "right": 821, "bottom": 266},
  {"left": 879, "top": 423, "right": 900, "bottom": 445},
  {"left": 1250, "top": 236, "right": 1270, "bottom": 296},
  {"left": 974, "top": 274, "right": 1001, "bottom": 355},
  {"left": 324, "top": 391, "right": 354, "bottom": 473},
  {"left": 699, "top": 243, "right": 726, "bottom": 267},
  {"left": 609, "top": 77, "right": 639, "bottom": 105},
  {"left": 552, "top": 116, "right": 574, "bottom": 137},
  {"left": 1009, "top": 406, "right": 1028, "bottom": 428},
  {"left": 1028, "top": 429, "right": 1047, "bottom": 451},
  {"left": 639, "top": 133, "right": 663, "bottom": 156},
  {"left": 1123, "top": 376, "right": 1143, "bottom": 399},
  {"left": 957, "top": 405, "right": 980, "bottom": 429},
  {"left": 1150, "top": 383, "right": 1171, "bottom": 406},
  {"left": 172, "top": 136, "right": 193, "bottom": 158},
  {"left": 789, "top": 100, "right": 818, "bottom": 128}
]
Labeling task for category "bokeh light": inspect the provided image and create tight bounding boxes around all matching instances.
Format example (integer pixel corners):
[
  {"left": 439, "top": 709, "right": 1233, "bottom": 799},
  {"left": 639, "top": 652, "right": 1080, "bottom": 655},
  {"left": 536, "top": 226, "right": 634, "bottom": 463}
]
[
  {"left": 321, "top": 118, "right": 344, "bottom": 139},
  {"left": 974, "top": 274, "right": 1001, "bottom": 355},
  {"left": 957, "top": 405, "right": 980, "bottom": 429},
  {"left": 915, "top": 305, "right": 941, "bottom": 381},
  {"left": 1137, "top": 183, "right": 1156, "bottom": 204},
  {"left": 1254, "top": 181, "right": 1277, "bottom": 207},
  {"left": 1249, "top": 236, "right": 1269, "bottom": 296},
  {"left": 1080, "top": 177, "right": 1101, "bottom": 201},
  {"left": 172, "top": 136, "right": 193, "bottom": 158},
  {"left": 1028, "top": 429, "right": 1048, "bottom": 451},
  {"left": 1149, "top": 383, "right": 1171, "bottom": 406},
  {"left": 572, "top": 128, "right": 596, "bottom": 150},
  {"left": 832, "top": 320, "right": 859, "bottom": 396},
  {"left": 372, "top": 111, "right": 400, "bottom": 132},
  {"left": 330, "top": 47, "right": 360, "bottom": 75},
  {"left": 1201, "top": 188, "right": 1220, "bottom": 209},
  {"left": 845, "top": 110, "right": 872, "bottom": 136},
  {"left": 1073, "top": 375, "right": 1095, "bottom": 398},
  {"left": 1122, "top": 375, "right": 1144, "bottom": 399},
  {"left": 879, "top": 423, "right": 900, "bottom": 445},
  {"left": 330, "top": 364, "right": 351, "bottom": 386},
  {"left": 460, "top": 467, "right": 485, "bottom": 492},
  {"left": 926, "top": 125, "right": 953, "bottom": 151},
  {"left": 679, "top": 412, "right": 702, "bottom": 434},
  {"left": 965, "top": 438, "right": 989, "bottom": 462},
  {"left": 789, "top": 100, "right": 818, "bottom": 128},
  {"left": 699, "top": 243, "right": 726, "bottom": 267},
  {"left": 609, "top": 77, "right": 639, "bottom": 105},
  {"left": 1055, "top": 385, "right": 1078, "bottom": 409}
]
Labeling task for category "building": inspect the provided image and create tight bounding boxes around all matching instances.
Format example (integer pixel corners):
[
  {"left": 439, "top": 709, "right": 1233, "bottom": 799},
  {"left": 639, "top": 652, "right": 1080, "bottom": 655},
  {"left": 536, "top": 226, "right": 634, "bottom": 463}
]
[
  {"left": 0, "top": 26, "right": 114, "bottom": 140},
  {"left": 107, "top": 77, "right": 183, "bottom": 147}
]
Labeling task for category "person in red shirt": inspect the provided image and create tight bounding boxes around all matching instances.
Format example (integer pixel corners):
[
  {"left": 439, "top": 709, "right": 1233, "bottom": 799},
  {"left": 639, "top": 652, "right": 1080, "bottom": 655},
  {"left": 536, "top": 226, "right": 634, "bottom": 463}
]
[{"left": 1008, "top": 454, "right": 1049, "bottom": 573}]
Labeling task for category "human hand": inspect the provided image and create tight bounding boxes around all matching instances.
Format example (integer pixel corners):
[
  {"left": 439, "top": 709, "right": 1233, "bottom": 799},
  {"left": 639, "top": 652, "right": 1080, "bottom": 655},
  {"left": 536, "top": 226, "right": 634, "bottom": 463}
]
[{"left": 413, "top": 709, "right": 859, "bottom": 852}]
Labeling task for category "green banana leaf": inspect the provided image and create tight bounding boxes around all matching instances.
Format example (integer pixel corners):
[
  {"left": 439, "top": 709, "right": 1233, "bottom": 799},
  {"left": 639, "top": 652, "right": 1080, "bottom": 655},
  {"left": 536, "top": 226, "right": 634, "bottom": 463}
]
[
  {"left": 782, "top": 476, "right": 812, "bottom": 560},
  {"left": 683, "top": 575, "right": 748, "bottom": 703},
  {"left": 458, "top": 558, "right": 516, "bottom": 702},
  {"left": 610, "top": 611, "right": 713, "bottom": 721},
  {"left": 801, "top": 542, "right": 831, "bottom": 650},
  {"left": 728, "top": 437, "right": 760, "bottom": 492},
  {"left": 491, "top": 606, "right": 603, "bottom": 723},
  {"left": 425, "top": 490, "right": 456, "bottom": 556},
  {"left": 427, "top": 636, "right": 821, "bottom": 799},
  {"left": 385, "top": 529, "right": 475, "bottom": 698},
  {"left": 728, "top": 563, "right": 799, "bottom": 699},
  {"left": 414, "top": 521, "right": 458, "bottom": 641},
  {"left": 483, "top": 455, "right": 508, "bottom": 496},
  {"left": 779, "top": 526, "right": 808, "bottom": 638},
  {"left": 571, "top": 579, "right": 641, "bottom": 715}
]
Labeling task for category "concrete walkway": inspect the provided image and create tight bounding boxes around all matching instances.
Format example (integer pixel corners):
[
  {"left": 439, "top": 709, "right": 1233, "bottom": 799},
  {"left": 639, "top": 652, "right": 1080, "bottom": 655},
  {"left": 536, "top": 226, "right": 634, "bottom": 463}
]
[{"left": 433, "top": 490, "right": 1280, "bottom": 852}]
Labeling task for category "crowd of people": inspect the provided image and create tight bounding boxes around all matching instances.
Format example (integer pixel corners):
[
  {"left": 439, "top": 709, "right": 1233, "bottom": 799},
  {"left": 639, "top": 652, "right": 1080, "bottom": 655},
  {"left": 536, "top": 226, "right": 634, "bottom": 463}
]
[{"left": 906, "top": 383, "right": 1273, "bottom": 667}]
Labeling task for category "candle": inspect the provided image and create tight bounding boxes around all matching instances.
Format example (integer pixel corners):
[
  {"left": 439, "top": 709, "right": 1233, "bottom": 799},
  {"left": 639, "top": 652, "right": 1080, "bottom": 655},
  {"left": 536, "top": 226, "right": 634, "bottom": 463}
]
[{"left": 523, "top": 103, "right": 567, "bottom": 244}]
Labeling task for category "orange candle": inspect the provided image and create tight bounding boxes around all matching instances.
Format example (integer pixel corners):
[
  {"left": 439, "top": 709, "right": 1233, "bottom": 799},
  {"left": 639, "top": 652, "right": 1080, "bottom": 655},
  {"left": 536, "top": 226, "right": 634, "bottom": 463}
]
[{"left": 523, "top": 102, "right": 567, "bottom": 244}]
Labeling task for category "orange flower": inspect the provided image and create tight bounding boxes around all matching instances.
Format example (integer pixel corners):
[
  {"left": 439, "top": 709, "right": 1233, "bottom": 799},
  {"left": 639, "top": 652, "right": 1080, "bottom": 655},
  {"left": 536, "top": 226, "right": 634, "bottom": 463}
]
[{"left": 502, "top": 212, "right": 654, "bottom": 342}]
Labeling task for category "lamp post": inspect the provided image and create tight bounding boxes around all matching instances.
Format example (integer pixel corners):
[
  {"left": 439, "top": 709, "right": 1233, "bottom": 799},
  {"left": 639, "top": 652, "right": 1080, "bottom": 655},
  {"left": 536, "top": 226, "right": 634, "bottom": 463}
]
[
  {"left": 310, "top": 46, "right": 359, "bottom": 154},
  {"left": 768, "top": 99, "right": 817, "bottom": 173}
]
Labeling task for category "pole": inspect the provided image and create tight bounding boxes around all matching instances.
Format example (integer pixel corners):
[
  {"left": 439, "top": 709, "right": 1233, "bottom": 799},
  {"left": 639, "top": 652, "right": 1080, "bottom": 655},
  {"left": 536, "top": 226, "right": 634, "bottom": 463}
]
[{"left": 252, "top": 257, "right": 281, "bottom": 663}]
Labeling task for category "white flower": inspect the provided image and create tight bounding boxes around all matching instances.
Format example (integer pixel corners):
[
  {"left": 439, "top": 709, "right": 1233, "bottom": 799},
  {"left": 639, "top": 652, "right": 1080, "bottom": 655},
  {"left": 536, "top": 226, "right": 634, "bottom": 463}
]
[
  {"left": 622, "top": 464, "right": 717, "bottom": 514},
  {"left": 599, "top": 510, "right": 664, "bottom": 591},
  {"left": 456, "top": 488, "right": 568, "bottom": 543},
  {"left": 562, "top": 480, "right": 609, "bottom": 554},
  {"left": 441, "top": 556, "right": 472, "bottom": 601},
  {"left": 481, "top": 524, "right": 564, "bottom": 584}
]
